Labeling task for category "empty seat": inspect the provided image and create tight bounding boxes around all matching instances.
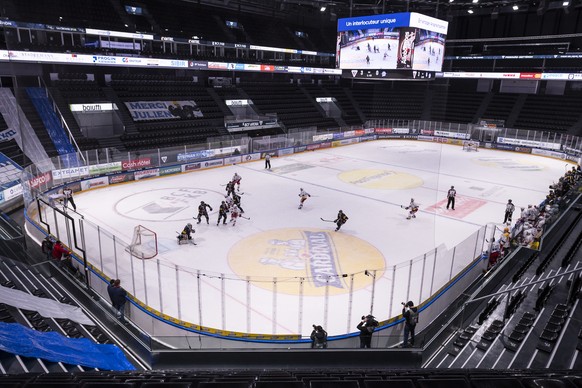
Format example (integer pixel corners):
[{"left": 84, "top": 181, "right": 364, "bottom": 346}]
[
  {"left": 310, "top": 381, "right": 359, "bottom": 388},
  {"left": 470, "top": 377, "right": 524, "bottom": 388},
  {"left": 198, "top": 383, "right": 252, "bottom": 388},
  {"left": 417, "top": 379, "right": 470, "bottom": 388},
  {"left": 364, "top": 381, "right": 416, "bottom": 388},
  {"left": 254, "top": 383, "right": 303, "bottom": 388}
]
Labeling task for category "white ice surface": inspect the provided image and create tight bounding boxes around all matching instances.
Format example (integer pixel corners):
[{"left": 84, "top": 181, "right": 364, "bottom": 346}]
[{"left": 71, "top": 140, "right": 569, "bottom": 336}]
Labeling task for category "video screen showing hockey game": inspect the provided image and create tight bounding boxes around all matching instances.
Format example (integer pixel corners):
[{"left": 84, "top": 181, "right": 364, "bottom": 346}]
[{"left": 336, "top": 12, "right": 448, "bottom": 79}]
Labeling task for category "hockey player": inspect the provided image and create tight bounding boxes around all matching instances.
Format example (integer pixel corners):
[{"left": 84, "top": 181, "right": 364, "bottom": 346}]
[
  {"left": 232, "top": 173, "right": 242, "bottom": 192},
  {"left": 298, "top": 188, "right": 311, "bottom": 209},
  {"left": 334, "top": 210, "right": 349, "bottom": 232},
  {"left": 224, "top": 194, "right": 233, "bottom": 207},
  {"left": 196, "top": 201, "right": 213, "bottom": 224},
  {"left": 217, "top": 201, "right": 229, "bottom": 226},
  {"left": 446, "top": 186, "right": 456, "bottom": 210},
  {"left": 405, "top": 198, "right": 419, "bottom": 220},
  {"left": 503, "top": 199, "right": 515, "bottom": 225},
  {"left": 232, "top": 192, "right": 244, "bottom": 214},
  {"left": 225, "top": 181, "right": 236, "bottom": 197},
  {"left": 177, "top": 223, "right": 196, "bottom": 245},
  {"left": 62, "top": 186, "right": 77, "bottom": 211},
  {"left": 229, "top": 203, "right": 243, "bottom": 226}
]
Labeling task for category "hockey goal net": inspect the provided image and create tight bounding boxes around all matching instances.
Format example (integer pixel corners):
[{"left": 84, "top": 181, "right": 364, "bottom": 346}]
[
  {"left": 462, "top": 140, "right": 479, "bottom": 152},
  {"left": 126, "top": 225, "right": 158, "bottom": 259}
]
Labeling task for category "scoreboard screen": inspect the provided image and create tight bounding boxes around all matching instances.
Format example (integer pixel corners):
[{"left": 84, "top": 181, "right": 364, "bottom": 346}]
[{"left": 336, "top": 12, "right": 448, "bottom": 80}]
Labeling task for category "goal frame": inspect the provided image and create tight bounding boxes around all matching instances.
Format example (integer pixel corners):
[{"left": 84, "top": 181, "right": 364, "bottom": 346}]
[{"left": 126, "top": 224, "right": 158, "bottom": 259}]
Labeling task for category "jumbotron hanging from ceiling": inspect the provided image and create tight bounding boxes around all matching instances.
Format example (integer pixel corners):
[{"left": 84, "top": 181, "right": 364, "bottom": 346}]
[{"left": 336, "top": 12, "right": 448, "bottom": 80}]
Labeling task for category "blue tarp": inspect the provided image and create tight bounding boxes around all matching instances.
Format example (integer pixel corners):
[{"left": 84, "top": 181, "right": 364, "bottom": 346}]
[
  {"left": 0, "top": 322, "right": 135, "bottom": 371},
  {"left": 26, "top": 87, "right": 80, "bottom": 168}
]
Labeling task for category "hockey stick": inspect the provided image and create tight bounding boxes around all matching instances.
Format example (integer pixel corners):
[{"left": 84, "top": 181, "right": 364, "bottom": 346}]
[
  {"left": 239, "top": 215, "right": 251, "bottom": 220},
  {"left": 320, "top": 218, "right": 335, "bottom": 223}
]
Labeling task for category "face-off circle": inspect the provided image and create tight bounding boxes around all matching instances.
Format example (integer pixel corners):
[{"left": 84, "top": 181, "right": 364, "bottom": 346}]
[{"left": 115, "top": 187, "right": 225, "bottom": 222}]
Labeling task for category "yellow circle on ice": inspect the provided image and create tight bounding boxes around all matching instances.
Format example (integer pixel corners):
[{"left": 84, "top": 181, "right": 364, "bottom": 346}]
[
  {"left": 338, "top": 169, "right": 423, "bottom": 189},
  {"left": 228, "top": 228, "right": 385, "bottom": 296}
]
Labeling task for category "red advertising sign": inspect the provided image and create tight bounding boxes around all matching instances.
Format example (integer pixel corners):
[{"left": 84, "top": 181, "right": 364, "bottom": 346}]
[
  {"left": 29, "top": 172, "right": 52, "bottom": 189},
  {"left": 374, "top": 128, "right": 393, "bottom": 134},
  {"left": 122, "top": 157, "right": 152, "bottom": 170}
]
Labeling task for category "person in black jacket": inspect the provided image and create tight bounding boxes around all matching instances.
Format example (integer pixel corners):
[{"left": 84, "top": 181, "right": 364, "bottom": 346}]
[
  {"left": 400, "top": 301, "right": 418, "bottom": 348},
  {"left": 310, "top": 325, "right": 328, "bottom": 349},
  {"left": 357, "top": 314, "right": 378, "bottom": 348},
  {"left": 110, "top": 279, "right": 128, "bottom": 324}
]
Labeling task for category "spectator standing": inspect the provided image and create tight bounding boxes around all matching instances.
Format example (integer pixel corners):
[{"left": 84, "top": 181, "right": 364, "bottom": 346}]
[
  {"left": 400, "top": 301, "right": 418, "bottom": 348},
  {"left": 110, "top": 279, "right": 128, "bottom": 324},
  {"left": 310, "top": 325, "right": 328, "bottom": 349},
  {"left": 357, "top": 314, "right": 378, "bottom": 348}
]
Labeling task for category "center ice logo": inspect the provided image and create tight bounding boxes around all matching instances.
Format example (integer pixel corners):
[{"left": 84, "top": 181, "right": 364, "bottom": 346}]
[
  {"left": 228, "top": 228, "right": 385, "bottom": 296},
  {"left": 338, "top": 169, "right": 423, "bottom": 190},
  {"left": 115, "top": 187, "right": 224, "bottom": 221}
]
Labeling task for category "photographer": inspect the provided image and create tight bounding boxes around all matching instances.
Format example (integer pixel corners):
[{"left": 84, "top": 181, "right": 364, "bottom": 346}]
[
  {"left": 400, "top": 301, "right": 418, "bottom": 348},
  {"left": 310, "top": 325, "right": 328, "bottom": 349},
  {"left": 357, "top": 314, "right": 378, "bottom": 348}
]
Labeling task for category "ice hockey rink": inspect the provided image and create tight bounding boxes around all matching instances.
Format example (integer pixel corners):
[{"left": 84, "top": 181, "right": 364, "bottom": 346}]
[{"left": 67, "top": 140, "right": 569, "bottom": 336}]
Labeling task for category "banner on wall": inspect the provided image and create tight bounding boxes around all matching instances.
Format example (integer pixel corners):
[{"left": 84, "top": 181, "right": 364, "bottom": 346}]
[
  {"left": 497, "top": 137, "right": 561, "bottom": 151},
  {"left": 3, "top": 183, "right": 22, "bottom": 201},
  {"left": 124, "top": 101, "right": 203, "bottom": 121},
  {"left": 122, "top": 157, "right": 152, "bottom": 170},
  {"left": 0, "top": 128, "right": 17, "bottom": 142},
  {"left": 81, "top": 177, "right": 109, "bottom": 191}
]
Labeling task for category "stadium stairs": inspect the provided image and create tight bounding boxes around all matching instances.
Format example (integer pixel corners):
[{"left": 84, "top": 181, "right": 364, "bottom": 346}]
[
  {"left": 425, "top": 193, "right": 582, "bottom": 369},
  {"left": 0, "top": 255, "right": 140, "bottom": 373},
  {"left": 14, "top": 90, "right": 58, "bottom": 158}
]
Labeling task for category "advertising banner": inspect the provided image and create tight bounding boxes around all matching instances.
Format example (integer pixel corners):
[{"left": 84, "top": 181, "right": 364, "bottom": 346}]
[
  {"left": 200, "top": 159, "right": 224, "bottom": 169},
  {"left": 52, "top": 166, "right": 90, "bottom": 180},
  {"left": 182, "top": 163, "right": 201, "bottom": 172},
  {"left": 278, "top": 148, "right": 294, "bottom": 157},
  {"left": 0, "top": 128, "right": 17, "bottom": 142},
  {"left": 434, "top": 130, "right": 470, "bottom": 140},
  {"left": 497, "top": 137, "right": 561, "bottom": 151},
  {"left": 108, "top": 173, "right": 135, "bottom": 184},
  {"left": 122, "top": 157, "right": 152, "bottom": 170},
  {"left": 243, "top": 153, "right": 262, "bottom": 162},
  {"left": 134, "top": 168, "right": 160, "bottom": 180},
  {"left": 177, "top": 150, "right": 215, "bottom": 162},
  {"left": 29, "top": 172, "right": 52, "bottom": 189},
  {"left": 3, "top": 184, "right": 22, "bottom": 201},
  {"left": 125, "top": 101, "right": 203, "bottom": 121},
  {"left": 159, "top": 166, "right": 182, "bottom": 176},
  {"left": 81, "top": 177, "right": 109, "bottom": 191},
  {"left": 531, "top": 149, "right": 566, "bottom": 159},
  {"left": 88, "top": 162, "right": 122, "bottom": 175},
  {"left": 224, "top": 156, "right": 242, "bottom": 165}
]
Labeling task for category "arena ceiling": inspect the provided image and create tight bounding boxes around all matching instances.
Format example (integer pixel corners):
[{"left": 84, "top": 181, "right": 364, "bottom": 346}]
[{"left": 180, "top": 0, "right": 562, "bottom": 20}]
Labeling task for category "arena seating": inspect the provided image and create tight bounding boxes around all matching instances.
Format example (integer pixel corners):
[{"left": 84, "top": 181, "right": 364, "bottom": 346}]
[
  {"left": 350, "top": 83, "right": 426, "bottom": 121},
  {"left": 8, "top": 0, "right": 125, "bottom": 31},
  {"left": 0, "top": 256, "right": 114, "bottom": 374},
  {"left": 240, "top": 81, "right": 338, "bottom": 130},
  {"left": 513, "top": 94, "right": 582, "bottom": 132},
  {"left": 0, "top": 368, "right": 581, "bottom": 387}
]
